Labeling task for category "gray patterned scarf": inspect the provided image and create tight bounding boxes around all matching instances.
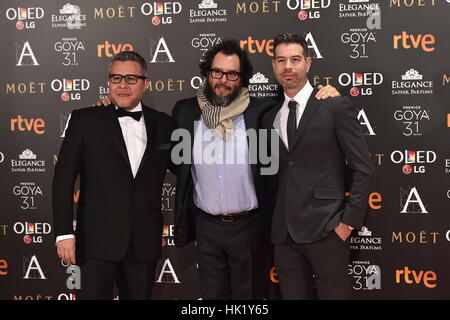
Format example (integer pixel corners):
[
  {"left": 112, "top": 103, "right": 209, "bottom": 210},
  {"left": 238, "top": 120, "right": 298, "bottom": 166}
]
[{"left": 196, "top": 81, "right": 250, "bottom": 140}]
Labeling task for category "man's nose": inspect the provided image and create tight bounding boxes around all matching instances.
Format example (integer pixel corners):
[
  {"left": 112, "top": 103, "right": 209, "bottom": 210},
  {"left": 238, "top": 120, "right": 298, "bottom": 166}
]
[{"left": 119, "top": 79, "right": 128, "bottom": 88}]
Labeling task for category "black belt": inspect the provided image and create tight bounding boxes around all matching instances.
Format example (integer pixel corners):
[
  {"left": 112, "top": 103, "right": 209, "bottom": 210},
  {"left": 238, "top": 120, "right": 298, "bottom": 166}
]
[{"left": 199, "top": 208, "right": 256, "bottom": 223}]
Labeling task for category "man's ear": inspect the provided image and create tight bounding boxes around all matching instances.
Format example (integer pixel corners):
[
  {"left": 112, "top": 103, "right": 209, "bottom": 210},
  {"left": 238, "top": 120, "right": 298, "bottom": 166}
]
[{"left": 305, "top": 57, "right": 312, "bottom": 73}]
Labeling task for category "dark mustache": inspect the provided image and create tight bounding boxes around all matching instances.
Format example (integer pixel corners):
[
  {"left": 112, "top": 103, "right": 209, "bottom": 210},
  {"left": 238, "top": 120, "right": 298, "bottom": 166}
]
[{"left": 215, "top": 83, "right": 232, "bottom": 90}]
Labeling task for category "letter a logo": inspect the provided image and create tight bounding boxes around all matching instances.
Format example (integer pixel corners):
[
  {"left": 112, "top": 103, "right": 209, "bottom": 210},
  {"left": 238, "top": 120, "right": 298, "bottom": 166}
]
[
  {"left": 400, "top": 187, "right": 428, "bottom": 214},
  {"left": 150, "top": 37, "right": 175, "bottom": 63},
  {"left": 16, "top": 41, "right": 39, "bottom": 66}
]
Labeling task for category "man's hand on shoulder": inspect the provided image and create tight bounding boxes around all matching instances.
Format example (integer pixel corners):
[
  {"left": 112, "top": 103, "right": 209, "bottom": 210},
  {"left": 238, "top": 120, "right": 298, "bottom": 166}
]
[
  {"left": 92, "top": 96, "right": 112, "bottom": 107},
  {"left": 315, "top": 84, "right": 341, "bottom": 100}
]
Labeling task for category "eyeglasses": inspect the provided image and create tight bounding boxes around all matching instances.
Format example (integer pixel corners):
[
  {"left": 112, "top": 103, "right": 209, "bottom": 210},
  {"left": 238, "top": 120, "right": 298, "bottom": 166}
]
[
  {"left": 109, "top": 74, "right": 147, "bottom": 85},
  {"left": 209, "top": 69, "right": 240, "bottom": 81}
]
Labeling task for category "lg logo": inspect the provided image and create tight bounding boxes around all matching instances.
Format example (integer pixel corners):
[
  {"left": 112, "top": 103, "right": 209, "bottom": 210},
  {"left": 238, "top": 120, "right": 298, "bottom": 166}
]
[{"left": 0, "top": 152, "right": 4, "bottom": 163}]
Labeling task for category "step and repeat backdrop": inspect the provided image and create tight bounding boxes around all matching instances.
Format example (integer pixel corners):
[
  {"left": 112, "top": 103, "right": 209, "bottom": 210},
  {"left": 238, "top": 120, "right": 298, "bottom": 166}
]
[{"left": 0, "top": 0, "right": 449, "bottom": 300}]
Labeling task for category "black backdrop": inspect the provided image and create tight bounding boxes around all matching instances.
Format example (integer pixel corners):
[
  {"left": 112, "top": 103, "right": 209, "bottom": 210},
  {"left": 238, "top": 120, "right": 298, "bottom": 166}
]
[{"left": 1, "top": 0, "right": 449, "bottom": 300}]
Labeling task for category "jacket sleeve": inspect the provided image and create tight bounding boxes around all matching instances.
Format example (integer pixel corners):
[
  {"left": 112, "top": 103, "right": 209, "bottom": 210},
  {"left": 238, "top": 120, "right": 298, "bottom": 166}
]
[
  {"left": 52, "top": 110, "right": 83, "bottom": 238},
  {"left": 334, "top": 97, "right": 374, "bottom": 229}
]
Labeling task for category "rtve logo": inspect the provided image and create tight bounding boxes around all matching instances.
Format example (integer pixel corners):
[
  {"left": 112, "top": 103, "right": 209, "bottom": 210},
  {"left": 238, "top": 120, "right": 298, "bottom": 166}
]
[
  {"left": 97, "top": 41, "right": 134, "bottom": 57},
  {"left": 10, "top": 115, "right": 45, "bottom": 135},
  {"left": 395, "top": 266, "right": 437, "bottom": 288},
  {"left": 393, "top": 31, "right": 436, "bottom": 52},
  {"left": 0, "top": 259, "right": 8, "bottom": 276},
  {"left": 369, "top": 192, "right": 382, "bottom": 210},
  {"left": 240, "top": 33, "right": 322, "bottom": 58}
]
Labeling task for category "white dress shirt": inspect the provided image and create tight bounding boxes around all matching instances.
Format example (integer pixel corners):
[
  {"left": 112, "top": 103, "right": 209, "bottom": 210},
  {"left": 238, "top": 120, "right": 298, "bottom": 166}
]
[
  {"left": 277, "top": 81, "right": 314, "bottom": 150},
  {"left": 56, "top": 103, "right": 147, "bottom": 244}
]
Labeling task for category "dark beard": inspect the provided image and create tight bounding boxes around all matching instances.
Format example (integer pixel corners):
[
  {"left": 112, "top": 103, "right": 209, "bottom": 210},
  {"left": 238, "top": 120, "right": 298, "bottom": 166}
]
[{"left": 205, "top": 81, "right": 240, "bottom": 107}]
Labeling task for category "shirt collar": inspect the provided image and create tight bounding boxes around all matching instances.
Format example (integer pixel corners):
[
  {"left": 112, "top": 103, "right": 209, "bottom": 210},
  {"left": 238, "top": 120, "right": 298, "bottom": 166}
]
[
  {"left": 283, "top": 81, "right": 313, "bottom": 108},
  {"left": 115, "top": 102, "right": 143, "bottom": 112}
]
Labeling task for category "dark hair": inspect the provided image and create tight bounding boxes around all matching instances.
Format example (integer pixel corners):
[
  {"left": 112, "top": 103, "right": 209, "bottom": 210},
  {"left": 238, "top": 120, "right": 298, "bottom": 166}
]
[
  {"left": 199, "top": 39, "right": 253, "bottom": 87},
  {"left": 108, "top": 51, "right": 148, "bottom": 76},
  {"left": 273, "top": 33, "right": 309, "bottom": 58}
]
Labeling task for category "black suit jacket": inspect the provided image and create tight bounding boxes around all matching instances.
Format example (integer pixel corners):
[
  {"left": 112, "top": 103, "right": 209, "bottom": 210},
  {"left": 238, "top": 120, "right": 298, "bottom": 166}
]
[
  {"left": 262, "top": 88, "right": 373, "bottom": 244},
  {"left": 52, "top": 104, "right": 175, "bottom": 262},
  {"left": 171, "top": 97, "right": 275, "bottom": 246}
]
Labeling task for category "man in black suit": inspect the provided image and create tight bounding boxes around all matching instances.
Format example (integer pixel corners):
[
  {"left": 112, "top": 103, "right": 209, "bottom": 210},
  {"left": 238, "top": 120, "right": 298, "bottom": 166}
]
[
  {"left": 52, "top": 51, "right": 175, "bottom": 299},
  {"left": 171, "top": 40, "right": 339, "bottom": 299},
  {"left": 262, "top": 33, "right": 373, "bottom": 299}
]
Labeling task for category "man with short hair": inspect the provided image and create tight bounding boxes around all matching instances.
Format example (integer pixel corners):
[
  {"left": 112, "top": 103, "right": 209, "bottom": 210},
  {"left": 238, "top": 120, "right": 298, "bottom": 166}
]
[
  {"left": 172, "top": 39, "right": 340, "bottom": 299},
  {"left": 53, "top": 51, "right": 175, "bottom": 299},
  {"left": 263, "top": 33, "right": 373, "bottom": 299}
]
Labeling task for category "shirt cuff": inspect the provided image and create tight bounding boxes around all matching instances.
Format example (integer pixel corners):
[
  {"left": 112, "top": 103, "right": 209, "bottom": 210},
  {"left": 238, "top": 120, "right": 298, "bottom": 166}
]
[{"left": 55, "top": 234, "right": 75, "bottom": 245}]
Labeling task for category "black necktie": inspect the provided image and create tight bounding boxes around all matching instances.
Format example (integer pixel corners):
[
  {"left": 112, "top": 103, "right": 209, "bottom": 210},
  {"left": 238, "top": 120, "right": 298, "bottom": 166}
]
[
  {"left": 287, "top": 100, "right": 298, "bottom": 150},
  {"left": 116, "top": 108, "right": 142, "bottom": 121}
]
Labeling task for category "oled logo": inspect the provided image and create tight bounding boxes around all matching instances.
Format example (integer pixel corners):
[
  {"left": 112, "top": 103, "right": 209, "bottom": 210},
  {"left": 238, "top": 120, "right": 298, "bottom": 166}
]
[
  {"left": 287, "top": 0, "right": 331, "bottom": 21},
  {"left": 5, "top": 7, "right": 44, "bottom": 30},
  {"left": 141, "top": 1, "right": 182, "bottom": 25},
  {"left": 338, "top": 72, "right": 383, "bottom": 96},
  {"left": 162, "top": 224, "right": 175, "bottom": 247},
  {"left": 51, "top": 78, "right": 90, "bottom": 101},
  {"left": 13, "top": 222, "right": 51, "bottom": 244},
  {"left": 10, "top": 115, "right": 45, "bottom": 134},
  {"left": 390, "top": 150, "right": 436, "bottom": 174},
  {"left": 393, "top": 31, "right": 436, "bottom": 52},
  {"left": 395, "top": 266, "right": 437, "bottom": 288}
]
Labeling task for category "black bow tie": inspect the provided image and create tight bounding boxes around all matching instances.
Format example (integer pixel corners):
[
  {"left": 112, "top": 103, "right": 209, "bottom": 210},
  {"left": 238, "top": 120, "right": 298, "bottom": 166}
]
[{"left": 116, "top": 108, "right": 142, "bottom": 121}]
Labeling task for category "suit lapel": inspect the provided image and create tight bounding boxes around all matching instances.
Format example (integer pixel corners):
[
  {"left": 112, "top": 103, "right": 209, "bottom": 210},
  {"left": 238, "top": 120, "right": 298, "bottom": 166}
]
[
  {"left": 270, "top": 101, "right": 289, "bottom": 156},
  {"left": 135, "top": 105, "right": 154, "bottom": 179},
  {"left": 290, "top": 88, "right": 322, "bottom": 151},
  {"left": 243, "top": 100, "right": 258, "bottom": 180},
  {"left": 104, "top": 105, "right": 133, "bottom": 173},
  {"left": 191, "top": 102, "right": 202, "bottom": 147}
]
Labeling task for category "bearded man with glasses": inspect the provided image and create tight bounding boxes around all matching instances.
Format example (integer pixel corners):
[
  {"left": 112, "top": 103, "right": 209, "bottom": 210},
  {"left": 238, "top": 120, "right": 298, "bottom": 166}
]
[
  {"left": 52, "top": 51, "right": 175, "bottom": 299},
  {"left": 171, "top": 40, "right": 340, "bottom": 299}
]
